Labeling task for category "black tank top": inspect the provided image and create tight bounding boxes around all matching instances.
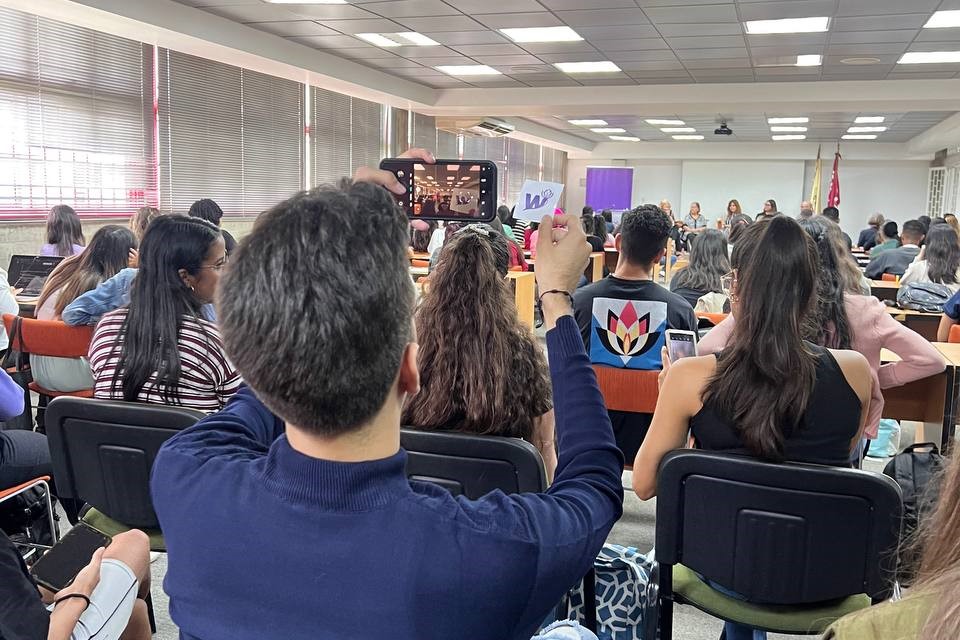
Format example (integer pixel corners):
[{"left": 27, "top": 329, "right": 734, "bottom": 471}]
[{"left": 690, "top": 345, "right": 861, "bottom": 467}]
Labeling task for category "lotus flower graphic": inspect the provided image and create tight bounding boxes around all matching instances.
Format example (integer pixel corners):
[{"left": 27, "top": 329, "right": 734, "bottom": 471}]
[{"left": 595, "top": 301, "right": 660, "bottom": 358}]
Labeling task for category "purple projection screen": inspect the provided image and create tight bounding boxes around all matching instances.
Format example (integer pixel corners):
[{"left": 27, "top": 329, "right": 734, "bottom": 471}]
[{"left": 585, "top": 167, "right": 634, "bottom": 211}]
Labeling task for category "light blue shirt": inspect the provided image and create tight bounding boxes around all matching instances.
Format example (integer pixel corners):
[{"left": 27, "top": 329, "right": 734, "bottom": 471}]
[{"left": 61, "top": 268, "right": 216, "bottom": 326}]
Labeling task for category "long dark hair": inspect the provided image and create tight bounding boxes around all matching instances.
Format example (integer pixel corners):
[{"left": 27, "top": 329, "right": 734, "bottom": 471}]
[
  {"left": 798, "top": 217, "right": 852, "bottom": 349},
  {"left": 671, "top": 228, "right": 730, "bottom": 293},
  {"left": 703, "top": 216, "right": 820, "bottom": 461},
  {"left": 109, "top": 215, "right": 220, "bottom": 404},
  {"left": 727, "top": 214, "right": 753, "bottom": 244},
  {"left": 402, "top": 225, "right": 551, "bottom": 439},
  {"left": 924, "top": 225, "right": 960, "bottom": 285},
  {"left": 37, "top": 225, "right": 136, "bottom": 317},
  {"left": 46, "top": 205, "right": 85, "bottom": 257},
  {"left": 411, "top": 221, "right": 437, "bottom": 253}
]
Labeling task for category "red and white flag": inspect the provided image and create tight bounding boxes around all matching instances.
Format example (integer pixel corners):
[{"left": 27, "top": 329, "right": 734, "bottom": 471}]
[{"left": 827, "top": 143, "right": 841, "bottom": 207}]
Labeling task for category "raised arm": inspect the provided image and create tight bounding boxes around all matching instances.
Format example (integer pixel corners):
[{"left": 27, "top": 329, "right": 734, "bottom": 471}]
[{"left": 697, "top": 314, "right": 736, "bottom": 354}]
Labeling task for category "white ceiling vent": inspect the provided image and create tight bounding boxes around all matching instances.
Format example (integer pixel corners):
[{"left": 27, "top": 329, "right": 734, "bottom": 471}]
[{"left": 437, "top": 117, "right": 515, "bottom": 137}]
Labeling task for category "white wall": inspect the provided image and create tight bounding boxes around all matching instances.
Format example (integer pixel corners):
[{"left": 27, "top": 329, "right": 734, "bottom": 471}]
[
  {"left": 680, "top": 160, "right": 805, "bottom": 222},
  {"left": 567, "top": 157, "right": 931, "bottom": 239}
]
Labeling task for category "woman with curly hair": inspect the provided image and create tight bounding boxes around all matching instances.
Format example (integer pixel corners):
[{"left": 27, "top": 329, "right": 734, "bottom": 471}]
[{"left": 402, "top": 224, "right": 556, "bottom": 480}]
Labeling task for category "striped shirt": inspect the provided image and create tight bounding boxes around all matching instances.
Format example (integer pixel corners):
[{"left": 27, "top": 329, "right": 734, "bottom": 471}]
[{"left": 89, "top": 309, "right": 241, "bottom": 412}]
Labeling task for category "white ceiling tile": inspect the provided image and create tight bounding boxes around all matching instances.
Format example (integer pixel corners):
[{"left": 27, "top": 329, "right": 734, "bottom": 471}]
[
  {"left": 204, "top": 5, "right": 299, "bottom": 22},
  {"left": 535, "top": 51, "right": 607, "bottom": 63},
  {"left": 517, "top": 41, "right": 598, "bottom": 54},
  {"left": 464, "top": 77, "right": 526, "bottom": 86},
  {"left": 914, "top": 28, "right": 960, "bottom": 43},
  {"left": 829, "top": 30, "right": 918, "bottom": 45},
  {"left": 644, "top": 5, "right": 739, "bottom": 23},
  {"left": 249, "top": 21, "right": 339, "bottom": 37},
  {"left": 336, "top": 47, "right": 402, "bottom": 59},
  {"left": 683, "top": 58, "right": 752, "bottom": 69},
  {"left": 837, "top": 0, "right": 941, "bottom": 16},
  {"left": 470, "top": 54, "right": 546, "bottom": 65},
  {"left": 746, "top": 33, "right": 828, "bottom": 47},
  {"left": 824, "top": 55, "right": 900, "bottom": 66},
  {"left": 286, "top": 34, "right": 362, "bottom": 48},
  {"left": 491, "top": 64, "right": 556, "bottom": 74},
  {"left": 394, "top": 15, "right": 488, "bottom": 31},
  {"left": 575, "top": 25, "right": 662, "bottom": 40},
  {"left": 472, "top": 13, "right": 563, "bottom": 29},
  {"left": 521, "top": 78, "right": 583, "bottom": 86},
  {"left": 676, "top": 48, "right": 749, "bottom": 60},
  {"left": 318, "top": 19, "right": 407, "bottom": 34},
  {"left": 422, "top": 31, "right": 511, "bottom": 45},
  {"left": 738, "top": 0, "right": 835, "bottom": 21},
  {"left": 626, "top": 69, "right": 696, "bottom": 78},
  {"left": 825, "top": 43, "right": 908, "bottom": 56},
  {"left": 656, "top": 23, "right": 744, "bottom": 37},
  {"left": 362, "top": 58, "right": 426, "bottom": 69},
  {"left": 283, "top": 5, "right": 377, "bottom": 20},
  {"left": 374, "top": 45, "right": 455, "bottom": 57},
  {"left": 360, "top": 0, "right": 459, "bottom": 18},
  {"left": 668, "top": 35, "right": 746, "bottom": 49},
  {"left": 538, "top": 0, "right": 637, "bottom": 8},
  {"left": 595, "top": 39, "right": 671, "bottom": 52},
  {"left": 607, "top": 49, "right": 680, "bottom": 62},
  {"left": 409, "top": 54, "right": 476, "bottom": 65},
  {"left": 452, "top": 43, "right": 530, "bottom": 56},
  {"left": 554, "top": 9, "right": 652, "bottom": 26},
  {"left": 908, "top": 41, "right": 960, "bottom": 53},
  {"left": 636, "top": 0, "right": 734, "bottom": 6},
  {"left": 616, "top": 60, "right": 686, "bottom": 71},
  {"left": 833, "top": 15, "right": 929, "bottom": 31},
  {"left": 886, "top": 71, "right": 960, "bottom": 80},
  {"left": 754, "top": 66, "right": 821, "bottom": 76},
  {"left": 444, "top": 0, "right": 546, "bottom": 12},
  {"left": 577, "top": 77, "right": 641, "bottom": 86}
]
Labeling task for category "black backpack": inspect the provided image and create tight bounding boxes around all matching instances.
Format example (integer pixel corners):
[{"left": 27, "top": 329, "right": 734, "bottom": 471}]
[{"left": 883, "top": 442, "right": 945, "bottom": 583}]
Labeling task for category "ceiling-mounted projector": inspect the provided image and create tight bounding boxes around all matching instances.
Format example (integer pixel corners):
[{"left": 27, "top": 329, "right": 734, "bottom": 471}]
[{"left": 714, "top": 122, "right": 733, "bottom": 136}]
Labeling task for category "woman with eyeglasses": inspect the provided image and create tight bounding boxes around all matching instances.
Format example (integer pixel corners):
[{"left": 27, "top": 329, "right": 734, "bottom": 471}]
[
  {"left": 89, "top": 215, "right": 240, "bottom": 412},
  {"left": 402, "top": 224, "right": 557, "bottom": 481},
  {"left": 632, "top": 216, "right": 875, "bottom": 640}
]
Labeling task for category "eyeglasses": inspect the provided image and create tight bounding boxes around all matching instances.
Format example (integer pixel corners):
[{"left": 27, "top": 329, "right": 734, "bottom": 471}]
[
  {"left": 199, "top": 256, "right": 228, "bottom": 272},
  {"left": 720, "top": 271, "right": 736, "bottom": 297}
]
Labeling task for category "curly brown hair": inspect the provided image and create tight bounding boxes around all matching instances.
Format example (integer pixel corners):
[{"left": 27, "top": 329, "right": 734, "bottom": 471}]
[{"left": 402, "top": 227, "right": 552, "bottom": 440}]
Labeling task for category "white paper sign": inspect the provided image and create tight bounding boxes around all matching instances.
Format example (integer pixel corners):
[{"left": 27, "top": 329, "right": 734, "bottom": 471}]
[{"left": 514, "top": 180, "right": 565, "bottom": 222}]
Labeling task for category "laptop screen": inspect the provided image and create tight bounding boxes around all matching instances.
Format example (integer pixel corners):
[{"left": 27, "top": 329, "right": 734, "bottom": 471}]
[{"left": 7, "top": 255, "right": 65, "bottom": 297}]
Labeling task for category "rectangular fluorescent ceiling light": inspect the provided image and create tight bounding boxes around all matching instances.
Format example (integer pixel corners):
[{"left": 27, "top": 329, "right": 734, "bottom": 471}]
[
  {"left": 500, "top": 26, "right": 583, "bottom": 43},
  {"left": 661, "top": 127, "right": 696, "bottom": 133},
  {"left": 768, "top": 117, "right": 809, "bottom": 124},
  {"left": 847, "top": 126, "right": 887, "bottom": 133},
  {"left": 646, "top": 119, "right": 685, "bottom": 126},
  {"left": 772, "top": 135, "right": 806, "bottom": 141},
  {"left": 843, "top": 134, "right": 878, "bottom": 140},
  {"left": 899, "top": 51, "right": 960, "bottom": 64},
  {"left": 395, "top": 32, "right": 440, "bottom": 46},
  {"left": 435, "top": 65, "right": 501, "bottom": 76},
  {"left": 568, "top": 119, "right": 607, "bottom": 126},
  {"left": 263, "top": 0, "right": 346, "bottom": 3},
  {"left": 673, "top": 135, "right": 704, "bottom": 140},
  {"left": 744, "top": 17, "right": 830, "bottom": 34},
  {"left": 554, "top": 61, "right": 621, "bottom": 73},
  {"left": 855, "top": 116, "right": 885, "bottom": 123},
  {"left": 357, "top": 33, "right": 401, "bottom": 47},
  {"left": 924, "top": 10, "right": 960, "bottom": 29},
  {"left": 590, "top": 128, "right": 626, "bottom": 133},
  {"left": 796, "top": 54, "right": 822, "bottom": 66},
  {"left": 770, "top": 126, "right": 808, "bottom": 132},
  {"left": 609, "top": 136, "right": 640, "bottom": 141}
]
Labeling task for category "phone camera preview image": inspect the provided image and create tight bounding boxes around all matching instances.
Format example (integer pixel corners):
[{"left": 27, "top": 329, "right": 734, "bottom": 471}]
[{"left": 380, "top": 159, "right": 497, "bottom": 223}]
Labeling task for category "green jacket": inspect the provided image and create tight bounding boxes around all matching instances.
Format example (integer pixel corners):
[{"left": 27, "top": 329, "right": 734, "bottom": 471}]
[
  {"left": 823, "top": 594, "right": 934, "bottom": 639},
  {"left": 870, "top": 239, "right": 899, "bottom": 258}
]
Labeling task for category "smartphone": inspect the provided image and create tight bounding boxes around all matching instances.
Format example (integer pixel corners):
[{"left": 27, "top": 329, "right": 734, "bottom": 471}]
[
  {"left": 379, "top": 158, "right": 497, "bottom": 223},
  {"left": 665, "top": 329, "right": 698, "bottom": 362},
  {"left": 30, "top": 524, "right": 112, "bottom": 592}
]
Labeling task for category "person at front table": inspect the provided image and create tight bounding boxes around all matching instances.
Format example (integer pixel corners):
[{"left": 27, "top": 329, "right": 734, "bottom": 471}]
[
  {"left": 149, "top": 151, "right": 624, "bottom": 640},
  {"left": 900, "top": 223, "right": 960, "bottom": 293},
  {"left": 682, "top": 201, "right": 708, "bottom": 233},
  {"left": 632, "top": 216, "right": 873, "bottom": 640},
  {"left": 864, "top": 219, "right": 924, "bottom": 279}
]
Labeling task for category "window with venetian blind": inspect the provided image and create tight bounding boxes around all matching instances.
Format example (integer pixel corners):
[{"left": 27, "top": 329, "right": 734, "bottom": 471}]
[
  {"left": 158, "top": 49, "right": 303, "bottom": 217},
  {"left": 0, "top": 6, "right": 152, "bottom": 217},
  {"left": 311, "top": 88, "right": 383, "bottom": 187}
]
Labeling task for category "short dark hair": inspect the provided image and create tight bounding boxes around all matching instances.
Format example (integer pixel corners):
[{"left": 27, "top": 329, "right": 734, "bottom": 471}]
[
  {"left": 601, "top": 209, "right": 612, "bottom": 223},
  {"left": 882, "top": 221, "right": 898, "bottom": 239},
  {"left": 822, "top": 206, "right": 840, "bottom": 222},
  {"left": 218, "top": 181, "right": 415, "bottom": 436},
  {"left": 902, "top": 219, "right": 925, "bottom": 243},
  {"left": 188, "top": 199, "right": 224, "bottom": 226},
  {"left": 582, "top": 206, "right": 594, "bottom": 217},
  {"left": 619, "top": 204, "right": 672, "bottom": 266},
  {"left": 918, "top": 215, "right": 932, "bottom": 233}
]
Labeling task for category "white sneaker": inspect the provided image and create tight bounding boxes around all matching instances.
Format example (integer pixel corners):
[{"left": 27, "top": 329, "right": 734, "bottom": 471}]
[{"left": 150, "top": 551, "right": 162, "bottom": 563}]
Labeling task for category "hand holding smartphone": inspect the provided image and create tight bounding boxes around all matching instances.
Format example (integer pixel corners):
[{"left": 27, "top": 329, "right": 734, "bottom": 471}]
[
  {"left": 379, "top": 158, "right": 497, "bottom": 223},
  {"left": 665, "top": 329, "right": 698, "bottom": 362},
  {"left": 30, "top": 523, "right": 112, "bottom": 592}
]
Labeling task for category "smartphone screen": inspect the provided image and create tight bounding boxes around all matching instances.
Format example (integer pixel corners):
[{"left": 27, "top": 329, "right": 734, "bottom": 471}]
[
  {"left": 379, "top": 158, "right": 497, "bottom": 223},
  {"left": 30, "top": 524, "right": 112, "bottom": 592},
  {"left": 666, "top": 330, "right": 698, "bottom": 361}
]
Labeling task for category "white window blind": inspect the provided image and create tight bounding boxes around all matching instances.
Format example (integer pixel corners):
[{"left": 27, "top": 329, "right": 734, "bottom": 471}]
[
  {"left": 0, "top": 6, "right": 152, "bottom": 217},
  {"left": 311, "top": 88, "right": 382, "bottom": 187},
  {"left": 412, "top": 113, "right": 437, "bottom": 152},
  {"left": 437, "top": 130, "right": 459, "bottom": 159},
  {"left": 506, "top": 138, "right": 526, "bottom": 207},
  {"left": 159, "top": 50, "right": 303, "bottom": 217},
  {"left": 523, "top": 141, "right": 541, "bottom": 185}
]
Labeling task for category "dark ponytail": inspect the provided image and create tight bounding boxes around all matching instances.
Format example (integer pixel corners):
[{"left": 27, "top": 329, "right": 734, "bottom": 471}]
[{"left": 798, "top": 217, "right": 853, "bottom": 349}]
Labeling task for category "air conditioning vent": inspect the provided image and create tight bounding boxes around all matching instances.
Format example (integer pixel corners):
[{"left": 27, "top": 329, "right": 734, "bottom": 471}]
[{"left": 437, "top": 117, "right": 515, "bottom": 138}]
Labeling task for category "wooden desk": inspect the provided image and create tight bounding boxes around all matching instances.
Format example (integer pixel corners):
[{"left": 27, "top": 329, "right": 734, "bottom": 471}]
[
  {"left": 15, "top": 296, "right": 37, "bottom": 319},
  {"left": 507, "top": 271, "right": 536, "bottom": 329},
  {"left": 409, "top": 252, "right": 431, "bottom": 262},
  {"left": 880, "top": 343, "right": 960, "bottom": 451},
  {"left": 409, "top": 266, "right": 429, "bottom": 278},
  {"left": 585, "top": 252, "right": 604, "bottom": 283},
  {"left": 885, "top": 307, "right": 941, "bottom": 341},
  {"left": 870, "top": 280, "right": 899, "bottom": 303},
  {"left": 604, "top": 247, "right": 619, "bottom": 273}
]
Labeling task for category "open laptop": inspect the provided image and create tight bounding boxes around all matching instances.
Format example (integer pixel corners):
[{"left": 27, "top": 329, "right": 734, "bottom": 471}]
[{"left": 7, "top": 255, "right": 65, "bottom": 297}]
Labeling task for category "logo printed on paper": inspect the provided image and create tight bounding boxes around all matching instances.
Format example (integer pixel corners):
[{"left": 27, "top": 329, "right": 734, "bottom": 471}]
[
  {"left": 515, "top": 180, "right": 564, "bottom": 222},
  {"left": 524, "top": 188, "right": 555, "bottom": 211}
]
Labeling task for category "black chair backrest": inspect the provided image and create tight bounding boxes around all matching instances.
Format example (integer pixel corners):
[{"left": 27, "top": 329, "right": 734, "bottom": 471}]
[
  {"left": 400, "top": 429, "right": 547, "bottom": 498},
  {"left": 656, "top": 450, "right": 902, "bottom": 604},
  {"left": 45, "top": 397, "right": 206, "bottom": 528}
]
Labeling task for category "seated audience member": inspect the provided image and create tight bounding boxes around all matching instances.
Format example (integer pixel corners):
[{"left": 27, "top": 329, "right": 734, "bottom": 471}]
[
  {"left": 870, "top": 221, "right": 900, "bottom": 257},
  {"left": 0, "top": 528, "right": 152, "bottom": 640},
  {"left": 825, "top": 450, "right": 960, "bottom": 639},
  {"left": 938, "top": 289, "right": 960, "bottom": 341},
  {"left": 494, "top": 205, "right": 518, "bottom": 243},
  {"left": 900, "top": 224, "right": 960, "bottom": 292},
  {"left": 755, "top": 198, "right": 778, "bottom": 221},
  {"left": 88, "top": 216, "right": 239, "bottom": 412},
  {"left": 918, "top": 215, "right": 932, "bottom": 237},
  {"left": 523, "top": 220, "right": 538, "bottom": 250},
  {"left": 128, "top": 206, "right": 160, "bottom": 245},
  {"left": 865, "top": 219, "right": 924, "bottom": 279},
  {"left": 821, "top": 206, "right": 853, "bottom": 249},
  {"left": 403, "top": 224, "right": 556, "bottom": 480},
  {"left": 411, "top": 220, "right": 436, "bottom": 253},
  {"left": 701, "top": 216, "right": 944, "bottom": 458},
  {"left": 602, "top": 209, "right": 614, "bottom": 235},
  {"left": 669, "top": 229, "right": 731, "bottom": 311},
  {"left": 188, "top": 198, "right": 237, "bottom": 256},
  {"left": 634, "top": 216, "right": 873, "bottom": 640},
  {"left": 581, "top": 211, "right": 604, "bottom": 252},
  {"left": 573, "top": 204, "right": 697, "bottom": 460},
  {"left": 856, "top": 213, "right": 884, "bottom": 251},
  {"left": 33, "top": 226, "right": 137, "bottom": 393},
  {"left": 40, "top": 205, "right": 85, "bottom": 258},
  {"left": 150, "top": 157, "right": 624, "bottom": 639},
  {"left": 595, "top": 215, "right": 615, "bottom": 247},
  {"left": 0, "top": 267, "right": 18, "bottom": 351},
  {"left": 726, "top": 213, "right": 753, "bottom": 256},
  {"left": 944, "top": 212, "right": 960, "bottom": 239}
]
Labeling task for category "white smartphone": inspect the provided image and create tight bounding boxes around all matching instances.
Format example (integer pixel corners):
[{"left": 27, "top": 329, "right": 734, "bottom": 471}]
[{"left": 665, "top": 329, "right": 698, "bottom": 361}]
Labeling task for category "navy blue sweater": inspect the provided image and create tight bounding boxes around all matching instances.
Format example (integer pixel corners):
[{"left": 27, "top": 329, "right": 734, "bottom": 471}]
[{"left": 151, "top": 315, "right": 624, "bottom": 639}]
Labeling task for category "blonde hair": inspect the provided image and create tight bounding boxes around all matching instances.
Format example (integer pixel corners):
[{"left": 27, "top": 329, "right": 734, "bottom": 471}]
[{"left": 129, "top": 206, "right": 161, "bottom": 242}]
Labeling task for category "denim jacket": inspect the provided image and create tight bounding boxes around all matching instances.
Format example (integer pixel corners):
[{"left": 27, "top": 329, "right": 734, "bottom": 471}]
[{"left": 61, "top": 268, "right": 216, "bottom": 326}]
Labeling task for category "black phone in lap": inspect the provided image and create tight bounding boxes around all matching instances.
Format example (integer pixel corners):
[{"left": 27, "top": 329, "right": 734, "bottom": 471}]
[{"left": 30, "top": 523, "right": 112, "bottom": 592}]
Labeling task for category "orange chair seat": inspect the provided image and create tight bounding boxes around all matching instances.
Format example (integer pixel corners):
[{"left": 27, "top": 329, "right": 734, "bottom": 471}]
[
  {"left": 593, "top": 366, "right": 660, "bottom": 414},
  {"left": 411, "top": 259, "right": 430, "bottom": 268},
  {"left": 27, "top": 382, "right": 94, "bottom": 399},
  {"left": 950, "top": 325, "right": 960, "bottom": 344},
  {"left": 0, "top": 476, "right": 50, "bottom": 500},
  {"left": 881, "top": 273, "right": 897, "bottom": 282},
  {"left": 696, "top": 312, "right": 728, "bottom": 327}
]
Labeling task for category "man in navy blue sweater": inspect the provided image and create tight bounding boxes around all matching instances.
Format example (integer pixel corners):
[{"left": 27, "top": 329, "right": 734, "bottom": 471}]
[{"left": 151, "top": 150, "right": 624, "bottom": 640}]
